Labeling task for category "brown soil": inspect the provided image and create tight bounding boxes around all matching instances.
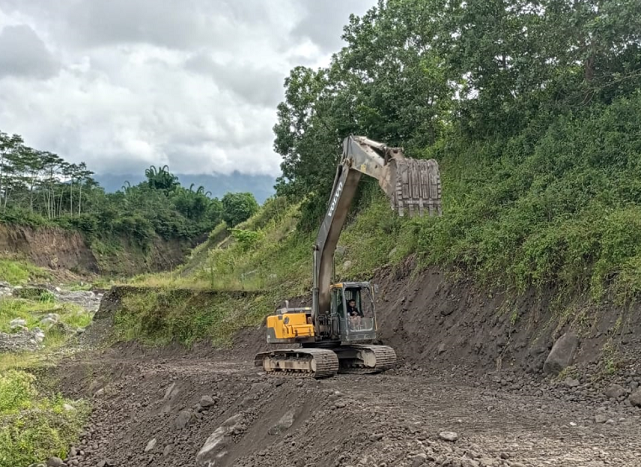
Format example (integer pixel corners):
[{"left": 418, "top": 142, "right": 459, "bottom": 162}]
[
  {"left": 56, "top": 348, "right": 641, "bottom": 467},
  {"left": 0, "top": 224, "right": 190, "bottom": 275},
  {"left": 50, "top": 263, "right": 641, "bottom": 466}
]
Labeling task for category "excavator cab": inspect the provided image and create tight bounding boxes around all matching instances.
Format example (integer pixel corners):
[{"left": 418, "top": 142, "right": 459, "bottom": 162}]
[{"left": 330, "top": 282, "right": 377, "bottom": 342}]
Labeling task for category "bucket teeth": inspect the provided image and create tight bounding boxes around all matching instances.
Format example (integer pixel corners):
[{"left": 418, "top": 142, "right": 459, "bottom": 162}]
[{"left": 392, "top": 158, "right": 442, "bottom": 217}]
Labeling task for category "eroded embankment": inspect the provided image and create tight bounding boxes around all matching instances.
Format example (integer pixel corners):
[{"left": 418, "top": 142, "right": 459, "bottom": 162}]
[
  {"left": 95, "top": 263, "right": 641, "bottom": 379},
  {"left": 0, "top": 224, "right": 190, "bottom": 276}
]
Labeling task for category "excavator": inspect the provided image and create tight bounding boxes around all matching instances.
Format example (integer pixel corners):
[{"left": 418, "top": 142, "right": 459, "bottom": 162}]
[{"left": 254, "top": 136, "right": 442, "bottom": 377}]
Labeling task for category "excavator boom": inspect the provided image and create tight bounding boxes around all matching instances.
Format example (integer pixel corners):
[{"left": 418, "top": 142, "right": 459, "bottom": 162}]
[
  {"left": 257, "top": 136, "right": 442, "bottom": 378},
  {"left": 312, "top": 136, "right": 442, "bottom": 328}
]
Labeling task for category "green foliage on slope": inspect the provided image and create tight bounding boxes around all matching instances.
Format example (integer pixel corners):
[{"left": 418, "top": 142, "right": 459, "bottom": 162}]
[{"left": 0, "top": 370, "right": 88, "bottom": 467}]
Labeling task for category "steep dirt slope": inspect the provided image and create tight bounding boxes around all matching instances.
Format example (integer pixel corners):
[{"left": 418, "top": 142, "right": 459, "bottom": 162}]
[
  {"left": 0, "top": 224, "right": 189, "bottom": 275},
  {"left": 374, "top": 261, "right": 641, "bottom": 376},
  {"left": 0, "top": 224, "right": 97, "bottom": 272}
]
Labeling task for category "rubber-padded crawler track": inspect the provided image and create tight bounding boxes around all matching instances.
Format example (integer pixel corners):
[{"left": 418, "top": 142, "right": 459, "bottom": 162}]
[{"left": 255, "top": 348, "right": 339, "bottom": 378}]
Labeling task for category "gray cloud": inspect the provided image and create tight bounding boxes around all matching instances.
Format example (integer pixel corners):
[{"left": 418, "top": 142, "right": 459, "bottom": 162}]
[
  {"left": 185, "top": 53, "right": 284, "bottom": 107},
  {"left": 291, "top": 0, "right": 376, "bottom": 52},
  {"left": 0, "top": 24, "right": 59, "bottom": 79},
  {"left": 0, "top": 0, "right": 376, "bottom": 177}
]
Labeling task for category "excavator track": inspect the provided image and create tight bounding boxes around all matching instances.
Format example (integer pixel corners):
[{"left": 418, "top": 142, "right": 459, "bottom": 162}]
[
  {"left": 254, "top": 348, "right": 339, "bottom": 378},
  {"left": 335, "top": 345, "right": 397, "bottom": 374}
]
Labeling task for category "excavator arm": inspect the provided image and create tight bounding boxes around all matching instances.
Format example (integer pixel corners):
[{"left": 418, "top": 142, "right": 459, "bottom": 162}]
[{"left": 311, "top": 136, "right": 442, "bottom": 332}]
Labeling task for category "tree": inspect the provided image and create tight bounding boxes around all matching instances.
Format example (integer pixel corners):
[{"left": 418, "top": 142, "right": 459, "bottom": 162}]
[
  {"left": 222, "top": 192, "right": 259, "bottom": 227},
  {"left": 145, "top": 165, "right": 179, "bottom": 191}
]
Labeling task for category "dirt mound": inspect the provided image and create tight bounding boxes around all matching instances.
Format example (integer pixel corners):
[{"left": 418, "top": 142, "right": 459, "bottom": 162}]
[{"left": 369, "top": 261, "right": 641, "bottom": 378}]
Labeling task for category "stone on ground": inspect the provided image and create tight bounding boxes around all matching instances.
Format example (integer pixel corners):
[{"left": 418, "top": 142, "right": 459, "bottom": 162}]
[
  {"left": 268, "top": 409, "right": 296, "bottom": 435},
  {"left": 628, "top": 388, "right": 641, "bottom": 407},
  {"left": 605, "top": 384, "right": 626, "bottom": 400},
  {"left": 543, "top": 332, "right": 579, "bottom": 375},
  {"left": 144, "top": 438, "right": 157, "bottom": 452},
  {"left": 439, "top": 431, "right": 459, "bottom": 442},
  {"left": 196, "top": 414, "right": 246, "bottom": 465}
]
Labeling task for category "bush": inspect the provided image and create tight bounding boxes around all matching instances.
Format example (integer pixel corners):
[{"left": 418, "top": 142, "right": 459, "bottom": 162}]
[
  {"left": 0, "top": 370, "right": 88, "bottom": 467},
  {"left": 222, "top": 192, "right": 259, "bottom": 227}
]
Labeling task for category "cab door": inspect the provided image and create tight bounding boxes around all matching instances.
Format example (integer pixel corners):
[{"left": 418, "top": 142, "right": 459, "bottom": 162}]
[{"left": 330, "top": 286, "right": 346, "bottom": 338}]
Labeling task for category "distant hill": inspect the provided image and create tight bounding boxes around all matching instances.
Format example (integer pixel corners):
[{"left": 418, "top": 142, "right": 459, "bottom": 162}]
[{"left": 95, "top": 171, "right": 276, "bottom": 204}]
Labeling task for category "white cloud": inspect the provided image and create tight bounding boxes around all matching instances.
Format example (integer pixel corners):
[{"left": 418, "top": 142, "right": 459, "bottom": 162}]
[{"left": 0, "top": 0, "right": 377, "bottom": 176}]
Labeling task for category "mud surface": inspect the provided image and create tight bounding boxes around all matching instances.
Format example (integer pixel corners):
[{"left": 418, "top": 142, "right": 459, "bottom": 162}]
[{"left": 57, "top": 347, "right": 641, "bottom": 467}]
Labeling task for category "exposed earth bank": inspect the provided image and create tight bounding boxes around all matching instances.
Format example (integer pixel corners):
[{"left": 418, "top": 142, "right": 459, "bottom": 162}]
[
  {"left": 0, "top": 224, "right": 190, "bottom": 276},
  {"left": 46, "top": 263, "right": 641, "bottom": 467}
]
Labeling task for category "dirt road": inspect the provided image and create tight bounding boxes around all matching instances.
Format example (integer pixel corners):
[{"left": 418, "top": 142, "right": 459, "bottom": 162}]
[{"left": 56, "top": 349, "right": 641, "bottom": 467}]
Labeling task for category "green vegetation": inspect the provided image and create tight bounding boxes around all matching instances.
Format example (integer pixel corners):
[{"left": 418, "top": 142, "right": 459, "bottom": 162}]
[
  {"left": 113, "top": 288, "right": 274, "bottom": 347},
  {"left": 0, "top": 259, "right": 51, "bottom": 286},
  {"left": 222, "top": 192, "right": 260, "bottom": 227},
  {"left": 0, "top": 370, "right": 88, "bottom": 467},
  {"left": 273, "top": 0, "right": 641, "bottom": 303},
  {"left": 0, "top": 133, "right": 260, "bottom": 251},
  {"left": 113, "top": 0, "right": 641, "bottom": 346},
  {"left": 0, "top": 298, "right": 92, "bottom": 336}
]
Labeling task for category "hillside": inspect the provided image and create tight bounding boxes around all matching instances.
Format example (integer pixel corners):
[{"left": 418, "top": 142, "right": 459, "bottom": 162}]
[{"left": 3, "top": 1, "right": 641, "bottom": 466}]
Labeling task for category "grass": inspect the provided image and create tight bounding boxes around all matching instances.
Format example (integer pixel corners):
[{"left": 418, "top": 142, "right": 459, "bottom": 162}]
[
  {"left": 0, "top": 297, "right": 92, "bottom": 335},
  {"left": 0, "top": 259, "right": 51, "bottom": 286},
  {"left": 0, "top": 369, "right": 89, "bottom": 467},
  {"left": 112, "top": 287, "right": 276, "bottom": 347}
]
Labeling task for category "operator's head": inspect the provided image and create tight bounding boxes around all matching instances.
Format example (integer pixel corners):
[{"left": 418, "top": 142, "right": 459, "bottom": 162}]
[{"left": 349, "top": 299, "right": 356, "bottom": 306}]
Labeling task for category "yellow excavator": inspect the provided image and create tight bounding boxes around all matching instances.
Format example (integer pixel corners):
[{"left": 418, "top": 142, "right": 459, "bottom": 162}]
[{"left": 255, "top": 136, "right": 442, "bottom": 377}]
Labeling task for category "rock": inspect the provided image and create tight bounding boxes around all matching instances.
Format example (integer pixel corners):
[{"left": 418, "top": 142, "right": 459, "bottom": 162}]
[
  {"left": 196, "top": 414, "right": 245, "bottom": 465},
  {"left": 40, "top": 313, "right": 60, "bottom": 324},
  {"left": 543, "top": 332, "right": 579, "bottom": 375},
  {"left": 145, "top": 438, "right": 157, "bottom": 452},
  {"left": 412, "top": 453, "right": 427, "bottom": 466},
  {"left": 439, "top": 431, "right": 458, "bottom": 442},
  {"left": 605, "top": 384, "right": 626, "bottom": 399},
  {"left": 46, "top": 457, "right": 64, "bottom": 467},
  {"left": 63, "top": 403, "right": 76, "bottom": 412},
  {"left": 595, "top": 414, "right": 607, "bottom": 424},
  {"left": 628, "top": 388, "right": 641, "bottom": 407},
  {"left": 9, "top": 318, "right": 27, "bottom": 330},
  {"left": 462, "top": 460, "right": 480, "bottom": 467},
  {"left": 565, "top": 377, "right": 580, "bottom": 388},
  {"left": 33, "top": 328, "right": 45, "bottom": 343},
  {"left": 437, "top": 343, "right": 446, "bottom": 355},
  {"left": 174, "top": 409, "right": 194, "bottom": 429},
  {"left": 163, "top": 444, "right": 173, "bottom": 456},
  {"left": 199, "top": 395, "right": 216, "bottom": 408},
  {"left": 343, "top": 260, "right": 352, "bottom": 270},
  {"left": 268, "top": 409, "right": 296, "bottom": 435},
  {"left": 164, "top": 382, "right": 178, "bottom": 400}
]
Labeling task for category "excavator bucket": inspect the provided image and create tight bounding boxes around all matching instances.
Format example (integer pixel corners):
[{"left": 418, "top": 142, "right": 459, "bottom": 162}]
[{"left": 382, "top": 148, "right": 442, "bottom": 217}]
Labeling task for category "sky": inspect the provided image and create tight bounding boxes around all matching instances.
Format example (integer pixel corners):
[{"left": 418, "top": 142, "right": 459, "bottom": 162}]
[{"left": 0, "top": 0, "right": 375, "bottom": 177}]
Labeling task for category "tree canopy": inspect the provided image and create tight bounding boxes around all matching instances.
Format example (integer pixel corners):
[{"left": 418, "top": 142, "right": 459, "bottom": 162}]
[
  {"left": 222, "top": 192, "right": 260, "bottom": 227},
  {"left": 274, "top": 0, "right": 641, "bottom": 228},
  {"left": 0, "top": 132, "right": 261, "bottom": 248}
]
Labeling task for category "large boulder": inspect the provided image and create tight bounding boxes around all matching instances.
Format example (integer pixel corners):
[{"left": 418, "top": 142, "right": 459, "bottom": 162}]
[
  {"left": 543, "top": 332, "right": 579, "bottom": 375},
  {"left": 196, "top": 414, "right": 246, "bottom": 465},
  {"left": 629, "top": 389, "right": 641, "bottom": 407}
]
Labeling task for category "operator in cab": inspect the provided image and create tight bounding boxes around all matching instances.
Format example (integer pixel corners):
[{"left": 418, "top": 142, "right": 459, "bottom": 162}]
[{"left": 347, "top": 299, "right": 363, "bottom": 329}]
